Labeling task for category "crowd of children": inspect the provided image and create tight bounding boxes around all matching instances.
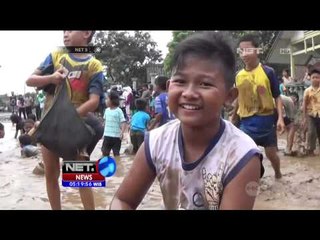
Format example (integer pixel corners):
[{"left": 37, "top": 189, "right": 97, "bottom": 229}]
[{"left": 276, "top": 63, "right": 320, "bottom": 157}]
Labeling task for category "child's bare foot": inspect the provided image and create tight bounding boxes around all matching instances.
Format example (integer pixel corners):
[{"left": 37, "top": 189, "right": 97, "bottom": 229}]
[
  {"left": 284, "top": 150, "right": 297, "bottom": 157},
  {"left": 275, "top": 172, "right": 282, "bottom": 179},
  {"left": 306, "top": 149, "right": 316, "bottom": 157}
]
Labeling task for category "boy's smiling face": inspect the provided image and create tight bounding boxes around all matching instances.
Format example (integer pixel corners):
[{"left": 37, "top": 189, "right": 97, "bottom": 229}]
[
  {"left": 311, "top": 72, "right": 320, "bottom": 87},
  {"left": 238, "top": 41, "right": 259, "bottom": 67},
  {"left": 168, "top": 56, "right": 235, "bottom": 128},
  {"left": 63, "top": 31, "right": 92, "bottom": 47}
]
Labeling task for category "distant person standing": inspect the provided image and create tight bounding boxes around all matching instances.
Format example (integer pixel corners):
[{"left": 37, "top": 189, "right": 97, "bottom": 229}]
[
  {"left": 123, "top": 86, "right": 133, "bottom": 121},
  {"left": 9, "top": 92, "right": 17, "bottom": 114},
  {"left": 130, "top": 98, "right": 150, "bottom": 154},
  {"left": 282, "top": 68, "right": 293, "bottom": 86},
  {"left": 36, "top": 90, "right": 46, "bottom": 120},
  {"left": 141, "top": 84, "right": 151, "bottom": 102},
  {"left": 24, "top": 94, "right": 33, "bottom": 117},
  {"left": 231, "top": 33, "right": 285, "bottom": 179},
  {"left": 0, "top": 122, "right": 4, "bottom": 138},
  {"left": 280, "top": 94, "right": 299, "bottom": 156},
  {"left": 141, "top": 84, "right": 151, "bottom": 113},
  {"left": 34, "top": 90, "right": 41, "bottom": 120},
  {"left": 101, "top": 91, "right": 126, "bottom": 159},
  {"left": 302, "top": 62, "right": 320, "bottom": 156},
  {"left": 303, "top": 64, "right": 312, "bottom": 87},
  {"left": 17, "top": 95, "right": 26, "bottom": 119},
  {"left": 148, "top": 76, "right": 175, "bottom": 129},
  {"left": 279, "top": 77, "right": 287, "bottom": 95}
]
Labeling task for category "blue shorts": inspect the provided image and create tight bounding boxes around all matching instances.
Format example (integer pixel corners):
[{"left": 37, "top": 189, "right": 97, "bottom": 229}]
[
  {"left": 240, "top": 115, "right": 277, "bottom": 148},
  {"left": 240, "top": 125, "right": 277, "bottom": 147}
]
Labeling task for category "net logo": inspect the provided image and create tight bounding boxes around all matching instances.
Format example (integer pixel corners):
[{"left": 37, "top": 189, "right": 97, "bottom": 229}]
[
  {"left": 58, "top": 46, "right": 102, "bottom": 54},
  {"left": 62, "top": 156, "right": 116, "bottom": 188}
]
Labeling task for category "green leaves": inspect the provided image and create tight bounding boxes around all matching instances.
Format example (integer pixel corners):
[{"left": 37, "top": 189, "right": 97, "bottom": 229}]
[{"left": 93, "top": 31, "right": 162, "bottom": 87}]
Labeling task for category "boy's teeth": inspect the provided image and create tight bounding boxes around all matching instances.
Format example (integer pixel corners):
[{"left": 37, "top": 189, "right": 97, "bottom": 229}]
[{"left": 182, "top": 104, "right": 199, "bottom": 110}]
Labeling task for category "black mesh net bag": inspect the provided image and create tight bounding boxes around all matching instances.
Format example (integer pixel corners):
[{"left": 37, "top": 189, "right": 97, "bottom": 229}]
[{"left": 34, "top": 79, "right": 94, "bottom": 160}]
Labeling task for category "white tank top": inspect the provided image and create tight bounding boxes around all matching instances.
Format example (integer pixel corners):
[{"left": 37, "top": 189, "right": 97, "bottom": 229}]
[{"left": 145, "top": 119, "right": 262, "bottom": 210}]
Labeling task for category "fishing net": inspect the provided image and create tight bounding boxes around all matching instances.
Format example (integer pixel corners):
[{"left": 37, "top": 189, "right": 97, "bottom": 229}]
[{"left": 34, "top": 79, "right": 94, "bottom": 160}]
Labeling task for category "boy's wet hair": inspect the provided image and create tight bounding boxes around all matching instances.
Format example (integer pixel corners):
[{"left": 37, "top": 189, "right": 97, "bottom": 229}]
[
  {"left": 24, "top": 119, "right": 35, "bottom": 126},
  {"left": 27, "top": 113, "right": 36, "bottom": 122},
  {"left": 108, "top": 91, "right": 120, "bottom": 107},
  {"left": 283, "top": 69, "right": 290, "bottom": 75},
  {"left": 238, "top": 33, "right": 260, "bottom": 48},
  {"left": 308, "top": 62, "right": 320, "bottom": 76},
  {"left": 0, "top": 122, "right": 3, "bottom": 130},
  {"left": 155, "top": 76, "right": 169, "bottom": 91},
  {"left": 171, "top": 31, "right": 236, "bottom": 89},
  {"left": 10, "top": 114, "right": 21, "bottom": 124},
  {"left": 18, "top": 134, "right": 32, "bottom": 146},
  {"left": 135, "top": 98, "right": 147, "bottom": 111},
  {"left": 278, "top": 76, "right": 284, "bottom": 84}
]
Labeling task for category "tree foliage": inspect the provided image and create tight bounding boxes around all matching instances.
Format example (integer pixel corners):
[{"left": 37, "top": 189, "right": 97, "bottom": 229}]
[
  {"left": 163, "top": 31, "right": 278, "bottom": 73},
  {"left": 93, "top": 31, "right": 163, "bottom": 87}
]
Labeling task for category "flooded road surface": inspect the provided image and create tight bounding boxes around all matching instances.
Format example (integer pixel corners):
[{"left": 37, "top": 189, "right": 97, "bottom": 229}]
[
  {"left": 0, "top": 119, "right": 162, "bottom": 210},
  {"left": 1, "top": 113, "right": 320, "bottom": 210},
  {"left": 254, "top": 138, "right": 320, "bottom": 210}
]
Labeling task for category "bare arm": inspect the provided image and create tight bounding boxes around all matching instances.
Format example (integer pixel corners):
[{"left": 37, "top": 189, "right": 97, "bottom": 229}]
[
  {"left": 219, "top": 155, "right": 261, "bottom": 210},
  {"left": 148, "top": 113, "right": 162, "bottom": 130},
  {"left": 302, "top": 92, "right": 309, "bottom": 128},
  {"left": 229, "top": 98, "right": 239, "bottom": 125},
  {"left": 14, "top": 129, "right": 18, "bottom": 139},
  {"left": 275, "top": 96, "right": 285, "bottom": 133},
  {"left": 119, "top": 122, "right": 126, "bottom": 140},
  {"left": 28, "top": 65, "right": 98, "bottom": 118},
  {"left": 110, "top": 142, "right": 156, "bottom": 209},
  {"left": 76, "top": 94, "right": 99, "bottom": 118},
  {"left": 26, "top": 67, "right": 67, "bottom": 88}
]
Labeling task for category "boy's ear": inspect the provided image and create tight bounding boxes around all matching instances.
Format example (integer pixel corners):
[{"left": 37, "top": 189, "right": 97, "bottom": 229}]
[
  {"left": 83, "top": 31, "right": 93, "bottom": 41},
  {"left": 225, "top": 87, "right": 238, "bottom": 106}
]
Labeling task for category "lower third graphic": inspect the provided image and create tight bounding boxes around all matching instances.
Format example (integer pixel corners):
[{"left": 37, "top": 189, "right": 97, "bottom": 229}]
[{"left": 62, "top": 156, "right": 116, "bottom": 187}]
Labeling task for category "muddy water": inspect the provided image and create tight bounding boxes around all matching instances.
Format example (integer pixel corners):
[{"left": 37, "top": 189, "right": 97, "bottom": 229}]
[
  {"left": 254, "top": 138, "right": 320, "bottom": 210},
  {"left": 1, "top": 116, "right": 320, "bottom": 210},
  {"left": 0, "top": 120, "right": 163, "bottom": 210}
]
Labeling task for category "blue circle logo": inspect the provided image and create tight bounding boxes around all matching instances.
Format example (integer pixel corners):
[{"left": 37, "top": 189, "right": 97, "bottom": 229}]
[{"left": 98, "top": 156, "right": 116, "bottom": 177}]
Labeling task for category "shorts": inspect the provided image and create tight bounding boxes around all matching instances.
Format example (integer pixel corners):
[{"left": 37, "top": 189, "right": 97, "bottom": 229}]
[
  {"left": 240, "top": 125, "right": 278, "bottom": 148},
  {"left": 101, "top": 136, "right": 121, "bottom": 156},
  {"left": 83, "top": 113, "right": 104, "bottom": 156},
  {"left": 130, "top": 130, "right": 145, "bottom": 153}
]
